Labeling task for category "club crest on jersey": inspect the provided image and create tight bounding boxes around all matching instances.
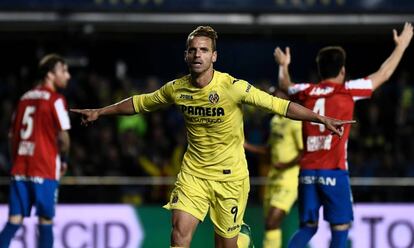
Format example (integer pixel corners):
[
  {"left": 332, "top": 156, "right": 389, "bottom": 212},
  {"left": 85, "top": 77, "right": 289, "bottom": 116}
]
[{"left": 208, "top": 91, "right": 219, "bottom": 104}]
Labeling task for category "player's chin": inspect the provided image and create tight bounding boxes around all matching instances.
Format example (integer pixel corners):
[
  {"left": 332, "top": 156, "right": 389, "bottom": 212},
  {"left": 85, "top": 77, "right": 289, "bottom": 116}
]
[{"left": 57, "top": 81, "right": 69, "bottom": 89}]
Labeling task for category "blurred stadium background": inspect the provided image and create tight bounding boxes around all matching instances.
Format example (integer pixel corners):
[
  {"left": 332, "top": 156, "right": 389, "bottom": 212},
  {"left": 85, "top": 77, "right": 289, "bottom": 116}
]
[{"left": 0, "top": 0, "right": 414, "bottom": 247}]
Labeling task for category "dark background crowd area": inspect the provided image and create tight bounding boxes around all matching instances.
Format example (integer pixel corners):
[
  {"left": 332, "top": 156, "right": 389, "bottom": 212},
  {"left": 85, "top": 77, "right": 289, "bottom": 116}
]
[{"left": 0, "top": 30, "right": 413, "bottom": 205}]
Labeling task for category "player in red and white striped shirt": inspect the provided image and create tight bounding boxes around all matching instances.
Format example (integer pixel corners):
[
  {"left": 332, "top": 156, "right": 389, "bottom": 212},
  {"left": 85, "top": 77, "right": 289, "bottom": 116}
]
[
  {"left": 275, "top": 23, "right": 413, "bottom": 248},
  {"left": 287, "top": 77, "right": 372, "bottom": 171},
  {"left": 0, "top": 54, "right": 71, "bottom": 248}
]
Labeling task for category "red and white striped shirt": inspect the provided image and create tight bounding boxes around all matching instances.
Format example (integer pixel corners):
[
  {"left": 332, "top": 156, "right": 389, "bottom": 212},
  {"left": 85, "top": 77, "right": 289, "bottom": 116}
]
[
  {"left": 288, "top": 78, "right": 372, "bottom": 170},
  {"left": 10, "top": 85, "right": 71, "bottom": 180}
]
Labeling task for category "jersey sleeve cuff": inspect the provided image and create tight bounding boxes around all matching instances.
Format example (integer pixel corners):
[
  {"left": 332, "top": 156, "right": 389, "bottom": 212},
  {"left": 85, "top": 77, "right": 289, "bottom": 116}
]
[
  {"left": 132, "top": 95, "right": 140, "bottom": 113},
  {"left": 281, "top": 99, "right": 290, "bottom": 116}
]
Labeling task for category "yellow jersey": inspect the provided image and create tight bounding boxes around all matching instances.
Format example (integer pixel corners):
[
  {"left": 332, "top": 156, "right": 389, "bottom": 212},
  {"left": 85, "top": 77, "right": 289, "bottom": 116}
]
[
  {"left": 133, "top": 70, "right": 290, "bottom": 181},
  {"left": 268, "top": 115, "right": 302, "bottom": 186}
]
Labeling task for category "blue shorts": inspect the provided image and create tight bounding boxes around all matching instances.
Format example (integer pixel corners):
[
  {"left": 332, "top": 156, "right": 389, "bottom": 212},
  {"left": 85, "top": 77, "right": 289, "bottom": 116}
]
[
  {"left": 298, "top": 169, "right": 353, "bottom": 225},
  {"left": 8, "top": 177, "right": 59, "bottom": 219}
]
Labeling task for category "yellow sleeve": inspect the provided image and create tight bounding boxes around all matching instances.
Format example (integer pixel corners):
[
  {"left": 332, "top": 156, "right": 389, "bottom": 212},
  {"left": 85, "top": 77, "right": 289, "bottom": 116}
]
[
  {"left": 232, "top": 80, "right": 290, "bottom": 116},
  {"left": 132, "top": 82, "right": 174, "bottom": 113}
]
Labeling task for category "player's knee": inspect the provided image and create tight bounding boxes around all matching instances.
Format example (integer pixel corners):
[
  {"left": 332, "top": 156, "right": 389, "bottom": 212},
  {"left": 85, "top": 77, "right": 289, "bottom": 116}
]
[
  {"left": 171, "top": 225, "right": 192, "bottom": 246},
  {"left": 331, "top": 223, "right": 351, "bottom": 231},
  {"left": 9, "top": 215, "right": 23, "bottom": 225},
  {"left": 39, "top": 217, "right": 53, "bottom": 225},
  {"left": 302, "top": 222, "right": 318, "bottom": 228},
  {"left": 265, "top": 216, "right": 283, "bottom": 230},
  {"left": 265, "top": 207, "right": 286, "bottom": 230}
]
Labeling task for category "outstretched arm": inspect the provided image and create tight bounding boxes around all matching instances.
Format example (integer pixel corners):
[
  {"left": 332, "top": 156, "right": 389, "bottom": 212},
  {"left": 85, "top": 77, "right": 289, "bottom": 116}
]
[
  {"left": 286, "top": 101, "right": 355, "bottom": 137},
  {"left": 369, "top": 22, "right": 413, "bottom": 91},
  {"left": 274, "top": 46, "right": 295, "bottom": 93},
  {"left": 237, "top": 81, "right": 354, "bottom": 137},
  {"left": 71, "top": 97, "right": 135, "bottom": 125}
]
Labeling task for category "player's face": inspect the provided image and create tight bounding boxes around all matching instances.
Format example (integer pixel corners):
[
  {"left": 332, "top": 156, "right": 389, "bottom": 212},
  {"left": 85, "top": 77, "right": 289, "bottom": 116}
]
[
  {"left": 185, "top": 36, "right": 217, "bottom": 75},
  {"left": 52, "top": 62, "right": 71, "bottom": 89}
]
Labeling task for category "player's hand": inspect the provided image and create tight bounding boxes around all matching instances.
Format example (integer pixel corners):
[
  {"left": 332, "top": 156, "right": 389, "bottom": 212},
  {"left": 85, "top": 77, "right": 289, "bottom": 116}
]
[
  {"left": 274, "top": 47, "right": 291, "bottom": 67},
  {"left": 394, "top": 22, "right": 413, "bottom": 50},
  {"left": 321, "top": 117, "right": 356, "bottom": 137},
  {"left": 70, "top": 108, "right": 100, "bottom": 126}
]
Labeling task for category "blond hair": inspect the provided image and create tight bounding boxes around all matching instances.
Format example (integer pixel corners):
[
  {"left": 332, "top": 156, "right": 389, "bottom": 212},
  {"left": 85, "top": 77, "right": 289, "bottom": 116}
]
[{"left": 186, "top": 26, "right": 218, "bottom": 51}]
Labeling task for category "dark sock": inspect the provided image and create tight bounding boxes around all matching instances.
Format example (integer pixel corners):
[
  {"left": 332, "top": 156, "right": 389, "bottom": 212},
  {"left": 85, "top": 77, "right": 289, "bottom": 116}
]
[
  {"left": 330, "top": 229, "right": 349, "bottom": 248},
  {"left": 38, "top": 224, "right": 53, "bottom": 248},
  {"left": 0, "top": 222, "right": 21, "bottom": 248},
  {"left": 288, "top": 226, "right": 318, "bottom": 248}
]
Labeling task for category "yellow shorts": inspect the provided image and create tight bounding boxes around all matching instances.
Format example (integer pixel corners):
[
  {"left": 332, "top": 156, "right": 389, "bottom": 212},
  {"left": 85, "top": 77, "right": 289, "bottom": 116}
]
[
  {"left": 164, "top": 171, "right": 250, "bottom": 238},
  {"left": 263, "top": 181, "right": 298, "bottom": 215}
]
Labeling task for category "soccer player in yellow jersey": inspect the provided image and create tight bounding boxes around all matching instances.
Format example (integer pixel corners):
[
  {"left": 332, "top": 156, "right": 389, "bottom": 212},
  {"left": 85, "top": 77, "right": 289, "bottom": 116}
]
[
  {"left": 244, "top": 88, "right": 302, "bottom": 248},
  {"left": 71, "top": 26, "right": 354, "bottom": 248}
]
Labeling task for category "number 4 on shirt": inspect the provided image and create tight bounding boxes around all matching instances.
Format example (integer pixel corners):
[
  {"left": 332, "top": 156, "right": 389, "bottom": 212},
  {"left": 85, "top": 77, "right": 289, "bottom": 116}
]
[{"left": 311, "top": 98, "right": 325, "bottom": 133}]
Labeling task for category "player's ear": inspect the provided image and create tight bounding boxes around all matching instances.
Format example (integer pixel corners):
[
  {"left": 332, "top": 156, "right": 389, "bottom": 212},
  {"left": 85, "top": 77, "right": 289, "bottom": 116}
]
[
  {"left": 340, "top": 66, "right": 345, "bottom": 76},
  {"left": 212, "top": 51, "right": 217, "bottom": 63},
  {"left": 46, "top": 71, "right": 55, "bottom": 81}
]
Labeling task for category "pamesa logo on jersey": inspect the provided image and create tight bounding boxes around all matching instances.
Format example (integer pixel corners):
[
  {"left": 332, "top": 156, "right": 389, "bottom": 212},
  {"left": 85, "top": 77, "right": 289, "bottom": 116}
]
[
  {"left": 208, "top": 91, "right": 219, "bottom": 104},
  {"left": 180, "top": 105, "right": 225, "bottom": 117}
]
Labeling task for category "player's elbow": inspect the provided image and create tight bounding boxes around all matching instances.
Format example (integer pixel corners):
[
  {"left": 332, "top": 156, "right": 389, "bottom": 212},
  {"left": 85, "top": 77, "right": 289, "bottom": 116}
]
[
  {"left": 380, "top": 69, "right": 393, "bottom": 82},
  {"left": 371, "top": 70, "right": 392, "bottom": 90}
]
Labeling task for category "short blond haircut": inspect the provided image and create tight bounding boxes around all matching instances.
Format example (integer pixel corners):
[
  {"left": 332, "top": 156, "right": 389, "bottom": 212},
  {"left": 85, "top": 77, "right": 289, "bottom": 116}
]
[{"left": 186, "top": 26, "right": 218, "bottom": 51}]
